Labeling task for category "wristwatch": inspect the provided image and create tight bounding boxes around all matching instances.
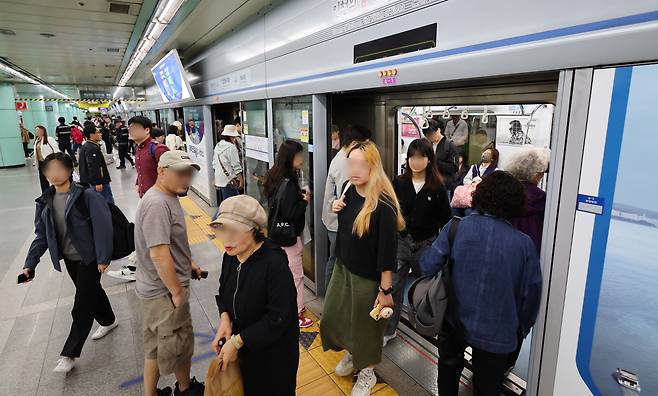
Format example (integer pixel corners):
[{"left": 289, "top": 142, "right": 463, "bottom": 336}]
[{"left": 378, "top": 285, "right": 393, "bottom": 295}]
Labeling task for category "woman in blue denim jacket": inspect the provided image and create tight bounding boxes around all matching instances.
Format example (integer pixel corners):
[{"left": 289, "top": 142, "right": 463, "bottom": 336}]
[{"left": 420, "top": 171, "right": 542, "bottom": 396}]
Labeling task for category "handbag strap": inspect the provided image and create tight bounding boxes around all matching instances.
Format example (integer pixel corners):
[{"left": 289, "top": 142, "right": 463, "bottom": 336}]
[
  {"left": 444, "top": 216, "right": 465, "bottom": 332},
  {"left": 216, "top": 145, "right": 232, "bottom": 178}
]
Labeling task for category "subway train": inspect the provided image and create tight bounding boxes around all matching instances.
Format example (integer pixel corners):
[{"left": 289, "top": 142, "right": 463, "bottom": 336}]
[{"left": 112, "top": 0, "right": 658, "bottom": 394}]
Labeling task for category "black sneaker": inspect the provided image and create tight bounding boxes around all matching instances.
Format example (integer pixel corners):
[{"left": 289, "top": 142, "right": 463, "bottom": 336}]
[
  {"left": 116, "top": 165, "right": 126, "bottom": 169},
  {"left": 174, "top": 377, "right": 205, "bottom": 396},
  {"left": 156, "top": 386, "right": 172, "bottom": 396}
]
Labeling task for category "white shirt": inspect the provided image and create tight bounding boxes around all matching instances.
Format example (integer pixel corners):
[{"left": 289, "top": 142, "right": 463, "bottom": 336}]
[
  {"left": 321, "top": 149, "right": 348, "bottom": 232},
  {"left": 412, "top": 180, "right": 425, "bottom": 193},
  {"left": 463, "top": 163, "right": 500, "bottom": 185},
  {"left": 35, "top": 136, "right": 59, "bottom": 161},
  {"left": 212, "top": 140, "right": 242, "bottom": 187}
]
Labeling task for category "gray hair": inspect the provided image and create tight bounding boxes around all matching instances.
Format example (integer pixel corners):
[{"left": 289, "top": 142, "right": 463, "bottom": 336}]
[{"left": 504, "top": 148, "right": 550, "bottom": 181}]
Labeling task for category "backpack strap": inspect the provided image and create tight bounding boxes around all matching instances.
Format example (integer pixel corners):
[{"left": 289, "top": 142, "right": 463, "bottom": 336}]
[{"left": 149, "top": 141, "right": 156, "bottom": 161}]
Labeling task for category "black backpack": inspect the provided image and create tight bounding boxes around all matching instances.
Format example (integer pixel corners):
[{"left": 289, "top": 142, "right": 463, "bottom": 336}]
[{"left": 75, "top": 188, "right": 135, "bottom": 260}]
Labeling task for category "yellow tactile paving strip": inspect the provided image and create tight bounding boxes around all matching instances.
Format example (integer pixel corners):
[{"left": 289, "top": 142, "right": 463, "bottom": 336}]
[{"left": 179, "top": 196, "right": 398, "bottom": 395}]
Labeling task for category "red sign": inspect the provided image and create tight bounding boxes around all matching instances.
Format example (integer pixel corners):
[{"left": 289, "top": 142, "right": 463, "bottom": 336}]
[
  {"left": 15, "top": 101, "right": 28, "bottom": 111},
  {"left": 401, "top": 123, "right": 421, "bottom": 138}
]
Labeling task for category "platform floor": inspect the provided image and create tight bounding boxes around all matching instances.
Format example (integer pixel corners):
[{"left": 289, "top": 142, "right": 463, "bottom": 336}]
[{"left": 0, "top": 161, "right": 422, "bottom": 396}]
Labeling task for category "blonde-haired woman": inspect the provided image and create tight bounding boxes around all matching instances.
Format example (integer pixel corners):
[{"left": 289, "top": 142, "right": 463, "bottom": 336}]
[{"left": 320, "top": 140, "right": 405, "bottom": 396}]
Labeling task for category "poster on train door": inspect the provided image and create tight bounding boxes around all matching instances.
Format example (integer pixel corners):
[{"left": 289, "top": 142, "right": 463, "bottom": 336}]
[
  {"left": 183, "top": 106, "right": 215, "bottom": 205},
  {"left": 553, "top": 64, "right": 658, "bottom": 396}
]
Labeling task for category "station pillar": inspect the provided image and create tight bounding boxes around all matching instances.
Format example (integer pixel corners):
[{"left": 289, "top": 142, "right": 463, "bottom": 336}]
[{"left": 0, "top": 84, "right": 24, "bottom": 167}]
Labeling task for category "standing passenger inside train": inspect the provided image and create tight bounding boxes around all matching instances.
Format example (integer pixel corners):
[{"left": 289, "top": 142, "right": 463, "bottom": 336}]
[
  {"left": 264, "top": 140, "right": 313, "bottom": 328},
  {"left": 321, "top": 141, "right": 405, "bottom": 396},
  {"left": 423, "top": 119, "right": 459, "bottom": 186},
  {"left": 384, "top": 139, "right": 452, "bottom": 346},
  {"left": 212, "top": 195, "right": 300, "bottom": 396},
  {"left": 212, "top": 125, "right": 243, "bottom": 204},
  {"left": 506, "top": 148, "right": 550, "bottom": 254},
  {"left": 421, "top": 171, "right": 542, "bottom": 396},
  {"left": 321, "top": 125, "right": 371, "bottom": 290},
  {"left": 463, "top": 147, "right": 500, "bottom": 185}
]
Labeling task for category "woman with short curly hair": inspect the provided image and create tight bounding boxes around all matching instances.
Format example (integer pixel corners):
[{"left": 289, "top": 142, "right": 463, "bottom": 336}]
[{"left": 421, "top": 171, "right": 542, "bottom": 396}]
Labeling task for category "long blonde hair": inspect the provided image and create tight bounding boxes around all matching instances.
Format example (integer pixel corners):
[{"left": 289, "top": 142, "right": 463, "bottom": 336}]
[{"left": 347, "top": 141, "right": 405, "bottom": 237}]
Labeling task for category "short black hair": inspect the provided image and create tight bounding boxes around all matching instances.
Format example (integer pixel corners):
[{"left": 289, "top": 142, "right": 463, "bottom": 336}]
[
  {"left": 128, "top": 115, "right": 152, "bottom": 130},
  {"left": 42, "top": 152, "right": 74, "bottom": 177},
  {"left": 57, "top": 117, "right": 65, "bottom": 124},
  {"left": 340, "top": 124, "right": 372, "bottom": 148},
  {"left": 472, "top": 171, "right": 527, "bottom": 220},
  {"left": 150, "top": 127, "right": 165, "bottom": 139},
  {"left": 167, "top": 124, "right": 178, "bottom": 136},
  {"left": 423, "top": 118, "right": 444, "bottom": 136},
  {"left": 83, "top": 124, "right": 98, "bottom": 138}
]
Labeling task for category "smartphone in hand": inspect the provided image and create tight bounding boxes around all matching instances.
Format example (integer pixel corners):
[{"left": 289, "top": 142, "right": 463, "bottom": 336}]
[
  {"left": 17, "top": 269, "right": 34, "bottom": 284},
  {"left": 191, "top": 270, "right": 208, "bottom": 280}
]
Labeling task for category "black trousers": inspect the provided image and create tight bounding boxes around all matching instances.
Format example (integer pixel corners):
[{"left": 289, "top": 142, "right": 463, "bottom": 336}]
[
  {"left": 58, "top": 140, "right": 77, "bottom": 165},
  {"left": 22, "top": 142, "right": 29, "bottom": 157},
  {"left": 61, "top": 259, "right": 115, "bottom": 358},
  {"left": 117, "top": 144, "right": 134, "bottom": 167},
  {"left": 103, "top": 138, "right": 113, "bottom": 154},
  {"left": 37, "top": 162, "right": 49, "bottom": 192},
  {"left": 438, "top": 324, "right": 512, "bottom": 396}
]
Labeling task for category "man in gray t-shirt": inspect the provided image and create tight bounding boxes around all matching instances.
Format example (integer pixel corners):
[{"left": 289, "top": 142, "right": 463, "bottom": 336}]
[{"left": 134, "top": 150, "right": 205, "bottom": 395}]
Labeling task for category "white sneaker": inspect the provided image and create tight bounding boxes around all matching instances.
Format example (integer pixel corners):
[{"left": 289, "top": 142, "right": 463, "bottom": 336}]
[
  {"left": 53, "top": 357, "right": 75, "bottom": 373},
  {"left": 351, "top": 367, "right": 377, "bottom": 396},
  {"left": 335, "top": 352, "right": 354, "bottom": 377},
  {"left": 382, "top": 334, "right": 396, "bottom": 347},
  {"left": 91, "top": 321, "right": 119, "bottom": 340},
  {"left": 106, "top": 265, "right": 136, "bottom": 281}
]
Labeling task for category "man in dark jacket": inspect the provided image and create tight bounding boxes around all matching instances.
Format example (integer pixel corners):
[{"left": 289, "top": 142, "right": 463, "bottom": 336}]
[
  {"left": 55, "top": 117, "right": 78, "bottom": 167},
  {"left": 79, "top": 124, "right": 114, "bottom": 204},
  {"left": 23, "top": 153, "right": 117, "bottom": 373},
  {"left": 423, "top": 119, "right": 459, "bottom": 186},
  {"left": 100, "top": 118, "right": 114, "bottom": 163},
  {"left": 115, "top": 119, "right": 134, "bottom": 169}
]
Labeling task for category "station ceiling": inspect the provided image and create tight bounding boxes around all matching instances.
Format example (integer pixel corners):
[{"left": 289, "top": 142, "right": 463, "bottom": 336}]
[{"left": 0, "top": 0, "right": 273, "bottom": 99}]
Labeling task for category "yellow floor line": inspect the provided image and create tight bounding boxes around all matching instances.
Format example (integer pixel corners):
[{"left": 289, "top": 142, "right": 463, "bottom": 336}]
[{"left": 180, "top": 196, "right": 398, "bottom": 395}]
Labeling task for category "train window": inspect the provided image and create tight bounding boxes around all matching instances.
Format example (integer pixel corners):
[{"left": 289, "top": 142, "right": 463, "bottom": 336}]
[
  {"left": 397, "top": 104, "right": 554, "bottom": 178},
  {"left": 241, "top": 100, "right": 269, "bottom": 209}
]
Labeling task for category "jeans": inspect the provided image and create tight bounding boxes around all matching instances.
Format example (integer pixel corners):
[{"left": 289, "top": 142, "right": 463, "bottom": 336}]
[
  {"left": 438, "top": 323, "right": 511, "bottom": 396},
  {"left": 61, "top": 259, "right": 115, "bottom": 358},
  {"left": 95, "top": 183, "right": 115, "bottom": 204},
  {"left": 324, "top": 230, "right": 337, "bottom": 292},
  {"left": 385, "top": 234, "right": 433, "bottom": 337}
]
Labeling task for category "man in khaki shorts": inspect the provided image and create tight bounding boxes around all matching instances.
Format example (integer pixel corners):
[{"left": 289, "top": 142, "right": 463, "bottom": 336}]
[{"left": 135, "top": 150, "right": 205, "bottom": 396}]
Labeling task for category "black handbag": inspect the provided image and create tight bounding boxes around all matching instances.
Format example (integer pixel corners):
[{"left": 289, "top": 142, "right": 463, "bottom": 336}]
[{"left": 268, "top": 179, "right": 297, "bottom": 247}]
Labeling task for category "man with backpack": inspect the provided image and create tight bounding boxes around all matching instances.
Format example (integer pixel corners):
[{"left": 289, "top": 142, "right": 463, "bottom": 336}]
[
  {"left": 115, "top": 118, "right": 135, "bottom": 169},
  {"left": 79, "top": 123, "right": 114, "bottom": 204},
  {"left": 129, "top": 115, "right": 169, "bottom": 198}
]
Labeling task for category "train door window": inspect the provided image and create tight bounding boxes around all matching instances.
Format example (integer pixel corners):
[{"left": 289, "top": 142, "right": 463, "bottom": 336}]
[
  {"left": 272, "top": 96, "right": 315, "bottom": 282},
  {"left": 241, "top": 100, "right": 269, "bottom": 209},
  {"left": 395, "top": 103, "right": 554, "bottom": 384}
]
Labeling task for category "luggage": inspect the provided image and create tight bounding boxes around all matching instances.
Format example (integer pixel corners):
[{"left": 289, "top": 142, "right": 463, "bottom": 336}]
[{"left": 204, "top": 357, "right": 244, "bottom": 396}]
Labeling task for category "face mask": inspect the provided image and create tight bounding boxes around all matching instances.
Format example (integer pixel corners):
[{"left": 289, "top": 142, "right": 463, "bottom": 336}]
[{"left": 481, "top": 153, "right": 492, "bottom": 162}]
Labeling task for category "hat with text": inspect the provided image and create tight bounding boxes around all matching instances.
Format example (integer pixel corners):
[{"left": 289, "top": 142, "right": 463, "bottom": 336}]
[
  {"left": 158, "top": 150, "right": 200, "bottom": 171},
  {"left": 221, "top": 124, "right": 239, "bottom": 137},
  {"left": 210, "top": 195, "right": 267, "bottom": 232}
]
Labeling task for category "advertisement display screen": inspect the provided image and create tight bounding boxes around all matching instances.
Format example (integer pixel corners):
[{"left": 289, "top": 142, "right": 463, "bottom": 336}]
[
  {"left": 183, "top": 106, "right": 214, "bottom": 205},
  {"left": 151, "top": 49, "right": 195, "bottom": 103}
]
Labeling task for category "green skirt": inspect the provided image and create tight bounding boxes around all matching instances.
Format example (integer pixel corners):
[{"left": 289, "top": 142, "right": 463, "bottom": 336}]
[{"left": 320, "top": 261, "right": 385, "bottom": 370}]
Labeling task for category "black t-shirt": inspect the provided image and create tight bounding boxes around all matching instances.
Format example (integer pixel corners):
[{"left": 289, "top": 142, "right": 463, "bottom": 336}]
[{"left": 335, "top": 185, "right": 398, "bottom": 281}]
